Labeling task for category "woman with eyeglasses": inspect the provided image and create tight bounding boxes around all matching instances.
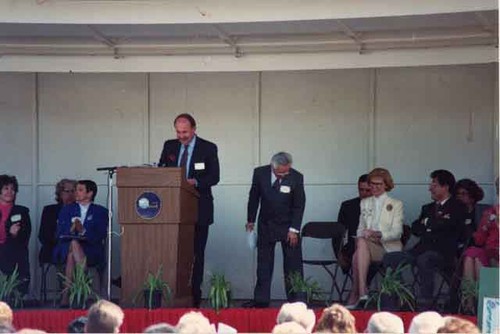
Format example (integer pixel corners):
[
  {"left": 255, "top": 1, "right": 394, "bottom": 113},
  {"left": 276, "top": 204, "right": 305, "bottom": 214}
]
[
  {"left": 346, "top": 168, "right": 404, "bottom": 309},
  {"left": 38, "top": 179, "right": 77, "bottom": 265},
  {"left": 0, "top": 174, "right": 31, "bottom": 295}
]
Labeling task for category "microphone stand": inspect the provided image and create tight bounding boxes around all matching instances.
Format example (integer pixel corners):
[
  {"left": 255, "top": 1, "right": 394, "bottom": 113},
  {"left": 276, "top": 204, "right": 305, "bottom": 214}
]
[{"left": 96, "top": 166, "right": 119, "bottom": 301}]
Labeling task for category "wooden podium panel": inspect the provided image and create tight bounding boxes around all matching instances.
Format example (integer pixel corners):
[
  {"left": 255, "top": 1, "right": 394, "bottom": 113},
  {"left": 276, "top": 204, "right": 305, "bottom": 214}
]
[{"left": 116, "top": 167, "right": 198, "bottom": 307}]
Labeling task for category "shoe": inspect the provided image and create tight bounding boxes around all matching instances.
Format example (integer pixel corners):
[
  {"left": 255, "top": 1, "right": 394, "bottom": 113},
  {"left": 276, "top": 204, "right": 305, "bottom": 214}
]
[
  {"left": 242, "top": 300, "right": 269, "bottom": 308},
  {"left": 346, "top": 295, "right": 369, "bottom": 310},
  {"left": 345, "top": 303, "right": 357, "bottom": 310},
  {"left": 192, "top": 298, "right": 201, "bottom": 308},
  {"left": 111, "top": 277, "right": 122, "bottom": 288}
]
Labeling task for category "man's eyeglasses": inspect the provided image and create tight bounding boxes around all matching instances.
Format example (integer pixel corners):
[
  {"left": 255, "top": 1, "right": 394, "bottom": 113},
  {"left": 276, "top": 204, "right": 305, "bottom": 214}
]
[{"left": 62, "top": 189, "right": 75, "bottom": 193}]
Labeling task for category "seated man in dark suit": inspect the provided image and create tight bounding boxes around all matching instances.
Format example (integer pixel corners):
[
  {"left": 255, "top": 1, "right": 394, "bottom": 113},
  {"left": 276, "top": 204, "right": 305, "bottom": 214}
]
[
  {"left": 53, "top": 179, "right": 108, "bottom": 306},
  {"left": 337, "top": 174, "right": 371, "bottom": 272},
  {"left": 410, "top": 169, "right": 466, "bottom": 310}
]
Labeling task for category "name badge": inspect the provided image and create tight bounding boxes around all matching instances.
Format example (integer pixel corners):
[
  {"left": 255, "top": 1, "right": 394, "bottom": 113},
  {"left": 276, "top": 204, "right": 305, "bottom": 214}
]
[
  {"left": 194, "top": 162, "right": 205, "bottom": 170},
  {"left": 280, "top": 185, "right": 291, "bottom": 193},
  {"left": 11, "top": 214, "right": 21, "bottom": 222}
]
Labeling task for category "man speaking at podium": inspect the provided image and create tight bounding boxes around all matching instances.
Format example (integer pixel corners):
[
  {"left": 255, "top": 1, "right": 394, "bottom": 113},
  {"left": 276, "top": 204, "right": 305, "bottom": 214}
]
[{"left": 159, "top": 113, "right": 220, "bottom": 308}]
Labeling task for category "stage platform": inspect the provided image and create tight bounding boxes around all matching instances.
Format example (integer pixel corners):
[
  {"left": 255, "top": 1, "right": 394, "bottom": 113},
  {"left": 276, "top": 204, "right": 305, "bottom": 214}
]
[{"left": 13, "top": 307, "right": 477, "bottom": 333}]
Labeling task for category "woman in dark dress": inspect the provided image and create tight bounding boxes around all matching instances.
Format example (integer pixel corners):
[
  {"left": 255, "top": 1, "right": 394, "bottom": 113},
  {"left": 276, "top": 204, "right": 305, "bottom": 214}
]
[
  {"left": 0, "top": 175, "right": 31, "bottom": 294},
  {"left": 38, "top": 179, "right": 77, "bottom": 264}
]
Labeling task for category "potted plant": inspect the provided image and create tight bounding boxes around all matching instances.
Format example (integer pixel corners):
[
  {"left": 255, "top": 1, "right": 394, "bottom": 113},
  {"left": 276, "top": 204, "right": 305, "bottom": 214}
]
[
  {"left": 134, "top": 265, "right": 171, "bottom": 310},
  {"left": 287, "top": 272, "right": 323, "bottom": 305},
  {"left": 58, "top": 261, "right": 98, "bottom": 309},
  {"left": 208, "top": 273, "right": 231, "bottom": 312},
  {"left": 365, "top": 263, "right": 415, "bottom": 311},
  {"left": 459, "top": 278, "right": 478, "bottom": 315},
  {"left": 0, "top": 266, "right": 23, "bottom": 308}
]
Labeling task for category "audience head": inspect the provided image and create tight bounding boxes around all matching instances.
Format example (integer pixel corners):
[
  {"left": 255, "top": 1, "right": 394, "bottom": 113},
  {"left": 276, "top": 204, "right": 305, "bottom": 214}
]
[
  {"left": 368, "top": 167, "right": 394, "bottom": 196},
  {"left": 455, "top": 178, "right": 484, "bottom": 208},
  {"left": 174, "top": 113, "right": 197, "bottom": 145},
  {"left": 77, "top": 180, "right": 98, "bottom": 203},
  {"left": 0, "top": 323, "right": 15, "bottom": 333},
  {"left": 67, "top": 316, "right": 88, "bottom": 333},
  {"left": 429, "top": 170, "right": 455, "bottom": 201},
  {"left": 143, "top": 322, "right": 176, "bottom": 333},
  {"left": 271, "top": 152, "right": 293, "bottom": 178},
  {"left": 55, "top": 179, "right": 77, "bottom": 205},
  {"left": 276, "top": 302, "right": 315, "bottom": 332},
  {"left": 358, "top": 174, "right": 372, "bottom": 199},
  {"left": 0, "top": 175, "right": 18, "bottom": 205},
  {"left": 0, "top": 302, "right": 13, "bottom": 326},
  {"left": 17, "top": 329, "right": 46, "bottom": 334},
  {"left": 408, "top": 311, "right": 444, "bottom": 334},
  {"left": 316, "top": 303, "right": 356, "bottom": 333},
  {"left": 272, "top": 322, "right": 307, "bottom": 334},
  {"left": 85, "top": 300, "right": 124, "bottom": 333},
  {"left": 175, "top": 312, "right": 215, "bottom": 334},
  {"left": 437, "top": 316, "right": 479, "bottom": 333},
  {"left": 365, "top": 312, "right": 404, "bottom": 334}
]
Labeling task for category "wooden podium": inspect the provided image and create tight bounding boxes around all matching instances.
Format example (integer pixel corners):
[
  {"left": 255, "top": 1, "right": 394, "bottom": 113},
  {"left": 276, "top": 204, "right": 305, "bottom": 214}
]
[{"left": 116, "top": 167, "right": 198, "bottom": 307}]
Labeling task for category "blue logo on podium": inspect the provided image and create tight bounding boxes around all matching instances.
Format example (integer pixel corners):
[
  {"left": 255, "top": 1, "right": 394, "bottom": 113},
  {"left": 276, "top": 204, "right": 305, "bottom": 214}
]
[{"left": 136, "top": 192, "right": 161, "bottom": 219}]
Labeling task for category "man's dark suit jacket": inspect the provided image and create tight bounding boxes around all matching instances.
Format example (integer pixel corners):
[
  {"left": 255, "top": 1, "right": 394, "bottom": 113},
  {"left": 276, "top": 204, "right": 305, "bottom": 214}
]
[
  {"left": 0, "top": 205, "right": 31, "bottom": 291},
  {"left": 39, "top": 203, "right": 62, "bottom": 264},
  {"left": 247, "top": 165, "right": 306, "bottom": 242},
  {"left": 411, "top": 197, "right": 467, "bottom": 261},
  {"left": 337, "top": 197, "right": 361, "bottom": 257},
  {"left": 159, "top": 136, "right": 220, "bottom": 226}
]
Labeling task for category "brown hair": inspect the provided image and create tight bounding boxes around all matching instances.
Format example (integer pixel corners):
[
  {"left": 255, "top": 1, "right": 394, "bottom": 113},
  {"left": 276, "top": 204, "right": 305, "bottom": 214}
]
[
  {"left": 86, "top": 300, "right": 124, "bottom": 333},
  {"left": 368, "top": 167, "right": 395, "bottom": 191},
  {"left": 455, "top": 178, "right": 484, "bottom": 203},
  {"left": 436, "top": 316, "right": 479, "bottom": 333},
  {"left": 315, "top": 304, "right": 356, "bottom": 333}
]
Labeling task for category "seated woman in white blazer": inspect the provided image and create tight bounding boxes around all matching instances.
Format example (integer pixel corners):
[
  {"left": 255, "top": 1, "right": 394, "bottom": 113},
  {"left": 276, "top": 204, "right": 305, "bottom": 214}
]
[{"left": 346, "top": 167, "right": 404, "bottom": 308}]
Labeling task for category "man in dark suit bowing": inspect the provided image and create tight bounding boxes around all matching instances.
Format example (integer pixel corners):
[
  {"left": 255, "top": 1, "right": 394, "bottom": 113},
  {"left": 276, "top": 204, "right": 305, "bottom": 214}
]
[
  {"left": 410, "top": 169, "right": 466, "bottom": 310},
  {"left": 244, "top": 152, "right": 306, "bottom": 308},
  {"left": 158, "top": 113, "right": 220, "bottom": 308}
]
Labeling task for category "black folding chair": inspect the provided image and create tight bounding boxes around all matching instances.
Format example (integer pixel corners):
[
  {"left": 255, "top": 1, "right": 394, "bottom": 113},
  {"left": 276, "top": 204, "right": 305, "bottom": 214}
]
[{"left": 301, "top": 221, "right": 346, "bottom": 303}]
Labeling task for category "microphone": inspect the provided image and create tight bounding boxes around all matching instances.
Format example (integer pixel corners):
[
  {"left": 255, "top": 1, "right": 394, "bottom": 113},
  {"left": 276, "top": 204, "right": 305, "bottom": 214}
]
[{"left": 96, "top": 166, "right": 121, "bottom": 171}]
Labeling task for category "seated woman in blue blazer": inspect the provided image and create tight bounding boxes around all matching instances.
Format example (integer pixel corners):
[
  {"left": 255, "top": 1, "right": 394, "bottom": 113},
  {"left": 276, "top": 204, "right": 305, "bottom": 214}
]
[
  {"left": 346, "top": 168, "right": 404, "bottom": 309},
  {"left": 53, "top": 180, "right": 108, "bottom": 306}
]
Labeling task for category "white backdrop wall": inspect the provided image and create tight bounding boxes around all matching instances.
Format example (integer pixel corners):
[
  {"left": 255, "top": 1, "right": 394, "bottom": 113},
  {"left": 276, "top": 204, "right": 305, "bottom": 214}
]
[{"left": 0, "top": 64, "right": 497, "bottom": 300}]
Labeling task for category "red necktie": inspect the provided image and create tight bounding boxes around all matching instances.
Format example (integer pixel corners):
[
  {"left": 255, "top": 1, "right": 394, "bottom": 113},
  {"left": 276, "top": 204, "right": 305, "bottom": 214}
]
[{"left": 180, "top": 145, "right": 189, "bottom": 167}]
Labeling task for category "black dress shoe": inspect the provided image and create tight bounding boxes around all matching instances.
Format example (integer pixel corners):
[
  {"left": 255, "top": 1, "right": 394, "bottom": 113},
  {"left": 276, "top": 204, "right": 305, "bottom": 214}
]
[
  {"left": 112, "top": 277, "right": 121, "bottom": 288},
  {"left": 242, "top": 300, "right": 269, "bottom": 308}
]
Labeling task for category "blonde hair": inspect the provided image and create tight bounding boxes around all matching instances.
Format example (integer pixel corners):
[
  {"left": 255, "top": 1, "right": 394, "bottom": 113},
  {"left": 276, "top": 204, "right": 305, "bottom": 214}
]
[
  {"left": 369, "top": 167, "right": 395, "bottom": 191},
  {"left": 0, "top": 302, "right": 13, "bottom": 326},
  {"left": 86, "top": 300, "right": 124, "bottom": 333},
  {"left": 315, "top": 303, "right": 356, "bottom": 333},
  {"left": 437, "top": 316, "right": 479, "bottom": 333}
]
